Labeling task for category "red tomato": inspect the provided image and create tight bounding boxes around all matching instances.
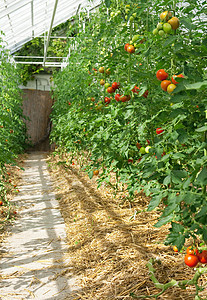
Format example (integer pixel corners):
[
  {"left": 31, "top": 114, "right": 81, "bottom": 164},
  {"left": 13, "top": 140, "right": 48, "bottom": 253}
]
[
  {"left": 128, "top": 159, "right": 133, "bottom": 163},
  {"left": 197, "top": 250, "right": 207, "bottom": 264},
  {"left": 111, "top": 82, "right": 120, "bottom": 90},
  {"left": 124, "top": 43, "right": 130, "bottom": 51},
  {"left": 161, "top": 80, "right": 171, "bottom": 91},
  {"left": 171, "top": 74, "right": 184, "bottom": 84},
  {"left": 120, "top": 95, "right": 127, "bottom": 102},
  {"left": 132, "top": 85, "right": 140, "bottom": 94},
  {"left": 104, "top": 97, "right": 111, "bottom": 104},
  {"left": 156, "top": 128, "right": 164, "bottom": 135},
  {"left": 107, "top": 87, "right": 115, "bottom": 94},
  {"left": 143, "top": 90, "right": 149, "bottom": 98},
  {"left": 136, "top": 142, "right": 141, "bottom": 149},
  {"left": 156, "top": 69, "right": 168, "bottom": 81},
  {"left": 115, "top": 93, "right": 121, "bottom": 101},
  {"left": 184, "top": 254, "right": 199, "bottom": 267},
  {"left": 127, "top": 45, "right": 135, "bottom": 53}
]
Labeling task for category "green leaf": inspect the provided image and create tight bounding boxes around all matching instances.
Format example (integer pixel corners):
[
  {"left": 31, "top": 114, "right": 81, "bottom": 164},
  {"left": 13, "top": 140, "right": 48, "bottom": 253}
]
[
  {"left": 196, "top": 168, "right": 207, "bottom": 186},
  {"left": 185, "top": 81, "right": 207, "bottom": 90},
  {"left": 195, "top": 125, "right": 207, "bottom": 132},
  {"left": 180, "top": 17, "right": 196, "bottom": 30},
  {"left": 147, "top": 194, "right": 162, "bottom": 211},
  {"left": 88, "top": 170, "right": 93, "bottom": 179},
  {"left": 163, "top": 174, "right": 171, "bottom": 186},
  {"left": 162, "top": 202, "right": 178, "bottom": 217},
  {"left": 104, "top": 0, "right": 111, "bottom": 8},
  {"left": 154, "top": 215, "right": 174, "bottom": 228}
]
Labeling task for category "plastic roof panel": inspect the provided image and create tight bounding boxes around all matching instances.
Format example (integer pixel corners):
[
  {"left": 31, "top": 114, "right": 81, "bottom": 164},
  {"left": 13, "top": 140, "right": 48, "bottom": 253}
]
[{"left": 0, "top": 0, "right": 101, "bottom": 54}]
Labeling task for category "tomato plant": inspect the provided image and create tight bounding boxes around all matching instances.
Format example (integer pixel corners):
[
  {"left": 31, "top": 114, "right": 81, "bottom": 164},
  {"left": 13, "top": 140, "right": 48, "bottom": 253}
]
[
  {"left": 0, "top": 37, "right": 27, "bottom": 206},
  {"left": 50, "top": 0, "right": 207, "bottom": 257}
]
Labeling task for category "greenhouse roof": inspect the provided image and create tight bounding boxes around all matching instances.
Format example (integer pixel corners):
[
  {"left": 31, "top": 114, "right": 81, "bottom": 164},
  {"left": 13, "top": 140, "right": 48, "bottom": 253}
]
[{"left": 0, "top": 0, "right": 101, "bottom": 67}]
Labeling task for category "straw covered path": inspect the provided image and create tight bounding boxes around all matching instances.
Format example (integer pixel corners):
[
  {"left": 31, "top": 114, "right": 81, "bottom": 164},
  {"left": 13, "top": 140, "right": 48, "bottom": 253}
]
[
  {"left": 0, "top": 152, "right": 80, "bottom": 300},
  {"left": 0, "top": 152, "right": 205, "bottom": 300}
]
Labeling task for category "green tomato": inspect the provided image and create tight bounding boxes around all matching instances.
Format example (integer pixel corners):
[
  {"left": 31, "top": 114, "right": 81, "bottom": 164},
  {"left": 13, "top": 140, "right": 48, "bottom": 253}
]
[
  {"left": 132, "top": 13, "right": 137, "bottom": 18},
  {"left": 116, "top": 10, "right": 121, "bottom": 15},
  {"left": 132, "top": 35, "right": 139, "bottom": 42},
  {"left": 130, "top": 40, "right": 133, "bottom": 44},
  {"left": 157, "top": 23, "right": 163, "bottom": 30},
  {"left": 125, "top": 15, "right": 128, "bottom": 20},
  {"left": 125, "top": 9, "right": 130, "bottom": 14},
  {"left": 139, "top": 147, "right": 146, "bottom": 154},
  {"left": 105, "top": 82, "right": 110, "bottom": 89},
  {"left": 110, "top": 12, "right": 115, "bottom": 17},
  {"left": 129, "top": 16, "right": 134, "bottom": 22},
  {"left": 153, "top": 28, "right": 158, "bottom": 35},
  {"left": 134, "top": 43, "right": 138, "bottom": 48},
  {"left": 158, "top": 30, "right": 165, "bottom": 36},
  {"left": 163, "top": 23, "right": 172, "bottom": 33}
]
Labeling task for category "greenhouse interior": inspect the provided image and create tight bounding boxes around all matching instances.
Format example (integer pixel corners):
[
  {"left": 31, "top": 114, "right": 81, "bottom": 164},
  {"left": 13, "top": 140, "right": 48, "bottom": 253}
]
[{"left": 0, "top": 0, "right": 207, "bottom": 299}]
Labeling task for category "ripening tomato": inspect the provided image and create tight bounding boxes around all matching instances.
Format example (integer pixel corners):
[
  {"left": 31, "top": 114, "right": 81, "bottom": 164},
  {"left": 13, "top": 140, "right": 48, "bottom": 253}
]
[
  {"left": 127, "top": 45, "right": 135, "bottom": 53},
  {"left": 160, "top": 10, "right": 172, "bottom": 21},
  {"left": 171, "top": 74, "right": 184, "bottom": 84},
  {"left": 173, "top": 246, "right": 178, "bottom": 253},
  {"left": 107, "top": 87, "right": 115, "bottom": 94},
  {"left": 156, "top": 69, "right": 168, "bottom": 81},
  {"left": 168, "top": 17, "right": 180, "bottom": 30},
  {"left": 93, "top": 170, "right": 99, "bottom": 176},
  {"left": 112, "top": 82, "right": 120, "bottom": 90},
  {"left": 91, "top": 97, "right": 95, "bottom": 102},
  {"left": 0, "top": 201, "right": 3, "bottom": 206},
  {"left": 197, "top": 250, "right": 207, "bottom": 264},
  {"left": 161, "top": 80, "right": 171, "bottom": 91},
  {"left": 167, "top": 83, "right": 177, "bottom": 94},
  {"left": 100, "top": 79, "right": 105, "bottom": 85},
  {"left": 104, "top": 97, "right": 111, "bottom": 104},
  {"left": 99, "top": 67, "right": 105, "bottom": 73},
  {"left": 124, "top": 43, "right": 130, "bottom": 51},
  {"left": 184, "top": 254, "right": 199, "bottom": 268}
]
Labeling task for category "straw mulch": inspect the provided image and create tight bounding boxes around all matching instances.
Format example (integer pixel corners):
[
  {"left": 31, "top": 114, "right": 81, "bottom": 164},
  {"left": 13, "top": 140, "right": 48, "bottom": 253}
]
[
  {"left": 47, "top": 153, "right": 207, "bottom": 300},
  {"left": 0, "top": 155, "right": 25, "bottom": 259}
]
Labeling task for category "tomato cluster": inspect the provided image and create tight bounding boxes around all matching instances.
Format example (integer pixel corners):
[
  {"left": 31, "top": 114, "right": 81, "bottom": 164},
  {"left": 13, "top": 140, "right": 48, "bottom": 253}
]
[
  {"left": 156, "top": 69, "right": 184, "bottom": 93},
  {"left": 184, "top": 247, "right": 207, "bottom": 267},
  {"left": 153, "top": 10, "right": 180, "bottom": 36}
]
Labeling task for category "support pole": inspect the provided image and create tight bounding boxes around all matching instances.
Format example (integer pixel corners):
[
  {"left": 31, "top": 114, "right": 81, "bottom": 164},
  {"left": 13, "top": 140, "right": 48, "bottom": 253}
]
[{"left": 43, "top": 0, "right": 59, "bottom": 66}]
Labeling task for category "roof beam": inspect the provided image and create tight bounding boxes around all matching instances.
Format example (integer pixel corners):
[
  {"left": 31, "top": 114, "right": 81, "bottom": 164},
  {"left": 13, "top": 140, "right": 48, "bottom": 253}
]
[
  {"left": 0, "top": 0, "right": 31, "bottom": 19},
  {"left": 43, "top": 0, "right": 59, "bottom": 66}
]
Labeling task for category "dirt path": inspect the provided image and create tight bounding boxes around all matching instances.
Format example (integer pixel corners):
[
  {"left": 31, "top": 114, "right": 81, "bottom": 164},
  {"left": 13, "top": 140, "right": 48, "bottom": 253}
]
[{"left": 0, "top": 153, "right": 79, "bottom": 300}]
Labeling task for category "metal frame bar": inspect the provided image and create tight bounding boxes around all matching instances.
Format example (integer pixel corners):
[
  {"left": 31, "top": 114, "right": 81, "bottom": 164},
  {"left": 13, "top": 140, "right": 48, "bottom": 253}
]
[{"left": 43, "top": 0, "right": 59, "bottom": 66}]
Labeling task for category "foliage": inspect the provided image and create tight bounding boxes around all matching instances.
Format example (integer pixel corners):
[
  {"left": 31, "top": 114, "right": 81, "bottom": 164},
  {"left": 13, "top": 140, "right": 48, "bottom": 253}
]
[
  {"left": 0, "top": 34, "right": 28, "bottom": 204},
  {"left": 50, "top": 0, "right": 207, "bottom": 254}
]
